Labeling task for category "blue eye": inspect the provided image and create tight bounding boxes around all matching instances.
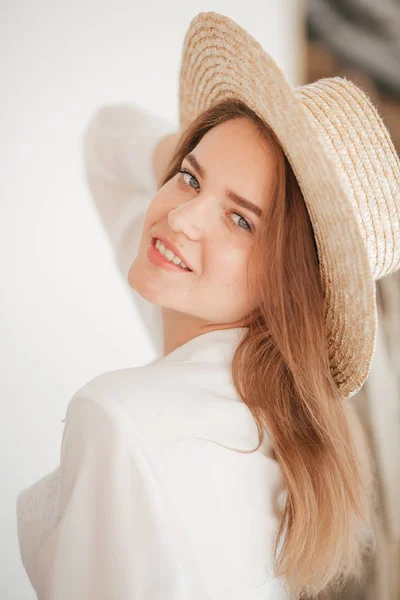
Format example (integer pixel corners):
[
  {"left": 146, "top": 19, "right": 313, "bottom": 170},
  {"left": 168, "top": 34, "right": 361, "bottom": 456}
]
[
  {"left": 178, "top": 168, "right": 200, "bottom": 190},
  {"left": 177, "top": 168, "right": 254, "bottom": 233}
]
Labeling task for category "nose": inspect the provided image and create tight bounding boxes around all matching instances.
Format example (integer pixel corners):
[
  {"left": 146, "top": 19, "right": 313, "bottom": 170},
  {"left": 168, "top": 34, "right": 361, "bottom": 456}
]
[{"left": 167, "top": 193, "right": 219, "bottom": 239}]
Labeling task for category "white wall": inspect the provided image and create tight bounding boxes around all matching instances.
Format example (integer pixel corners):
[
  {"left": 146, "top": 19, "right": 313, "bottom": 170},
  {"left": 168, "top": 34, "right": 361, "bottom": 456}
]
[{"left": 1, "top": 1, "right": 304, "bottom": 596}]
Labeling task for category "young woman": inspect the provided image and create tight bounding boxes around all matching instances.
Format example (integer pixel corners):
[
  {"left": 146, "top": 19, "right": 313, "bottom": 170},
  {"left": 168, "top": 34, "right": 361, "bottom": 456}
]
[{"left": 16, "top": 11, "right": 400, "bottom": 600}]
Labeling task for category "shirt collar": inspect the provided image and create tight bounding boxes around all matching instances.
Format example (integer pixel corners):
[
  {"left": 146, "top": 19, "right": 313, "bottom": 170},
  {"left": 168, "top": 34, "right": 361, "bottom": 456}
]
[{"left": 157, "top": 327, "right": 249, "bottom": 364}]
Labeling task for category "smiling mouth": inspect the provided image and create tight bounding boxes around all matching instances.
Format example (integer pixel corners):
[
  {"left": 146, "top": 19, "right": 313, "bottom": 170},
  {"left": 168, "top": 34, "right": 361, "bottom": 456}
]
[
  {"left": 149, "top": 237, "right": 194, "bottom": 273},
  {"left": 152, "top": 236, "right": 194, "bottom": 271}
]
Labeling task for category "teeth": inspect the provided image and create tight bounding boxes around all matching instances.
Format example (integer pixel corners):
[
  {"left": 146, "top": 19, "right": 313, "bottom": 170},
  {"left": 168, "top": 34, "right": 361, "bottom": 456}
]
[{"left": 155, "top": 239, "right": 189, "bottom": 270}]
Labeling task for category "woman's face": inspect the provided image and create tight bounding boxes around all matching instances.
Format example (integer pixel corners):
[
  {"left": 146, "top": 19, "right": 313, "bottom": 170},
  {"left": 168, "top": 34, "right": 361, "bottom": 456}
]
[{"left": 128, "top": 117, "right": 276, "bottom": 328}]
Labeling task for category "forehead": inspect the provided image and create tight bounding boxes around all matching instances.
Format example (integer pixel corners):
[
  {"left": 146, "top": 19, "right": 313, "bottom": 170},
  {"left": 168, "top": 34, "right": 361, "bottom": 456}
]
[{"left": 191, "top": 118, "right": 276, "bottom": 203}]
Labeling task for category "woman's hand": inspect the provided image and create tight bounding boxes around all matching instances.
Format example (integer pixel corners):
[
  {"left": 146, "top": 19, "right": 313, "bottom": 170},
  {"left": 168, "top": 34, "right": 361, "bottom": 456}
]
[{"left": 151, "top": 132, "right": 179, "bottom": 189}]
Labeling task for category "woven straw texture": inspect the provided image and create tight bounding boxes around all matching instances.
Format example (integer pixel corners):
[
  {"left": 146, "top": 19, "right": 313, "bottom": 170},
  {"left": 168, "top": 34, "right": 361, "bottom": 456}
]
[{"left": 178, "top": 11, "right": 400, "bottom": 399}]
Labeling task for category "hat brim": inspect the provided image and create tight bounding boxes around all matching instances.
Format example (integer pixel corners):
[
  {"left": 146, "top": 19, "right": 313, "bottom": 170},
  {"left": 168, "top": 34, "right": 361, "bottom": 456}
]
[{"left": 178, "top": 11, "right": 377, "bottom": 399}]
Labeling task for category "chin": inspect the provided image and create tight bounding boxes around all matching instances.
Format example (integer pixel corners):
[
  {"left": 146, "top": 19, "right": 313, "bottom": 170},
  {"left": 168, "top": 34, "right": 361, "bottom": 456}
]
[{"left": 127, "top": 263, "right": 162, "bottom": 302}]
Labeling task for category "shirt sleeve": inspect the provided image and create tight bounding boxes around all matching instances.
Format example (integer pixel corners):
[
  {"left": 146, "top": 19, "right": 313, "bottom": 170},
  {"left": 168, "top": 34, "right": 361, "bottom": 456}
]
[
  {"left": 82, "top": 103, "right": 173, "bottom": 354},
  {"left": 34, "top": 394, "right": 184, "bottom": 600},
  {"left": 82, "top": 102, "right": 174, "bottom": 253}
]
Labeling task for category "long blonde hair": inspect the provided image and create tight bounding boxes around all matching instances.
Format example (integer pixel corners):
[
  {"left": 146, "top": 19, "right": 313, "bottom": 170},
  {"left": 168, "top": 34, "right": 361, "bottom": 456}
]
[{"left": 159, "top": 98, "right": 375, "bottom": 598}]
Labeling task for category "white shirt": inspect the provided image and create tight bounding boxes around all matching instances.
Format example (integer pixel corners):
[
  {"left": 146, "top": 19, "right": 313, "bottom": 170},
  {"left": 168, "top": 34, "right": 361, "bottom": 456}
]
[{"left": 16, "top": 103, "right": 291, "bottom": 600}]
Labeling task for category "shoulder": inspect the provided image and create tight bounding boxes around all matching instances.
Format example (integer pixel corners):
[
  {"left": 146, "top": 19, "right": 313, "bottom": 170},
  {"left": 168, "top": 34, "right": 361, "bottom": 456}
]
[
  {"left": 66, "top": 361, "right": 264, "bottom": 454},
  {"left": 65, "top": 363, "right": 200, "bottom": 448},
  {"left": 64, "top": 366, "right": 157, "bottom": 447},
  {"left": 70, "top": 362, "right": 186, "bottom": 418}
]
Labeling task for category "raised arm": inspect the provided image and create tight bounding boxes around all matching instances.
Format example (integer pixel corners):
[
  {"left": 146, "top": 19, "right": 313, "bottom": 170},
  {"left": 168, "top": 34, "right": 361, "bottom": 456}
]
[
  {"left": 82, "top": 103, "right": 175, "bottom": 254},
  {"left": 82, "top": 104, "right": 176, "bottom": 355}
]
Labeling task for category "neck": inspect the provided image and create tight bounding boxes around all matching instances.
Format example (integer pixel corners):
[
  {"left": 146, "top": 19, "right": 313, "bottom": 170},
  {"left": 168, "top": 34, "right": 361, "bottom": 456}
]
[{"left": 160, "top": 307, "right": 247, "bottom": 357}]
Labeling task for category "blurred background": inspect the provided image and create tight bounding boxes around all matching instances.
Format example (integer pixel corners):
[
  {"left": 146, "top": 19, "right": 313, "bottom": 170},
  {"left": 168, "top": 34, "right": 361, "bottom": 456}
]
[
  {"left": 305, "top": 2, "right": 400, "bottom": 598},
  {"left": 1, "top": 1, "right": 399, "bottom": 598}
]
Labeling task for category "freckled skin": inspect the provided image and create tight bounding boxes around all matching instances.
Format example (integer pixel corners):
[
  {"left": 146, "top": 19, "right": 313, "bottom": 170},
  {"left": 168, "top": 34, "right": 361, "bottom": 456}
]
[{"left": 128, "top": 118, "right": 276, "bottom": 355}]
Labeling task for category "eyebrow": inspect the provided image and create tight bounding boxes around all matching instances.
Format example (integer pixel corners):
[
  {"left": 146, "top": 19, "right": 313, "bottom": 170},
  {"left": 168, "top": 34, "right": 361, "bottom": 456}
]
[{"left": 183, "top": 153, "right": 263, "bottom": 219}]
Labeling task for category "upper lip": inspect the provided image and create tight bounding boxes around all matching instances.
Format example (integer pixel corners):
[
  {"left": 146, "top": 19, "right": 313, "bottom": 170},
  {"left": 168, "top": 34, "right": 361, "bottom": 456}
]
[{"left": 152, "top": 233, "right": 194, "bottom": 272}]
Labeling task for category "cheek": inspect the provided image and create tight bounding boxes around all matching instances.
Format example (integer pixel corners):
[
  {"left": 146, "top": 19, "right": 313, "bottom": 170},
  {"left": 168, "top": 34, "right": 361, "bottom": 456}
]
[
  {"left": 207, "top": 247, "right": 249, "bottom": 288},
  {"left": 145, "top": 191, "right": 165, "bottom": 221},
  {"left": 144, "top": 185, "right": 178, "bottom": 225},
  {"left": 139, "top": 195, "right": 168, "bottom": 244},
  {"left": 204, "top": 249, "right": 254, "bottom": 317}
]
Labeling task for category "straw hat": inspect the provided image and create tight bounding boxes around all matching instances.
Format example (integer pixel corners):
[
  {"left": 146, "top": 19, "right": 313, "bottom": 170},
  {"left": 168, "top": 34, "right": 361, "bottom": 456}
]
[{"left": 178, "top": 11, "right": 400, "bottom": 399}]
